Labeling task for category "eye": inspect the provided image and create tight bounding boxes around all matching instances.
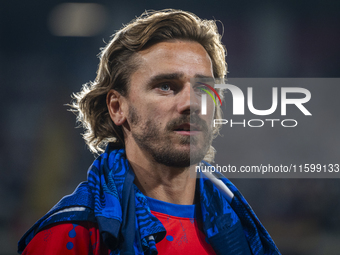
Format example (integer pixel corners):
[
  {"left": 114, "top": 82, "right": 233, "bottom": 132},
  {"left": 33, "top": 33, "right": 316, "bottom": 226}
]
[
  {"left": 159, "top": 83, "right": 171, "bottom": 91},
  {"left": 195, "top": 85, "right": 207, "bottom": 94}
]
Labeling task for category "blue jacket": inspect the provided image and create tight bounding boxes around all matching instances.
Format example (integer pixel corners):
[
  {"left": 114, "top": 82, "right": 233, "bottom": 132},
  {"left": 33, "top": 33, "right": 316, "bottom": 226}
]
[{"left": 18, "top": 145, "right": 281, "bottom": 255}]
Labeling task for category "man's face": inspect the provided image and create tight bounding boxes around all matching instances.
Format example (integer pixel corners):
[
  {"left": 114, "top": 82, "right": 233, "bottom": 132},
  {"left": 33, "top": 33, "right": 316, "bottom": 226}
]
[{"left": 125, "top": 40, "right": 215, "bottom": 167}]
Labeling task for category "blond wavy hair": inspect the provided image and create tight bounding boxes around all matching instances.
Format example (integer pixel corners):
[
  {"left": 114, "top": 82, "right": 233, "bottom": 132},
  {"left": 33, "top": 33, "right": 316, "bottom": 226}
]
[{"left": 71, "top": 9, "right": 227, "bottom": 162}]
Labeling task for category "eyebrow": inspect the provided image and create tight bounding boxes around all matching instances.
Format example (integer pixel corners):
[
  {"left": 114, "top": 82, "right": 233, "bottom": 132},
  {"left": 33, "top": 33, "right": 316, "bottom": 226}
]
[
  {"left": 148, "top": 73, "right": 184, "bottom": 84},
  {"left": 146, "top": 73, "right": 214, "bottom": 86}
]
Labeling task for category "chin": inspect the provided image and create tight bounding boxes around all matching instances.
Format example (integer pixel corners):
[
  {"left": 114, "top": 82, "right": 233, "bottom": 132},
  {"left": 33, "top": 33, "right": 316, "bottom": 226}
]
[{"left": 148, "top": 145, "right": 206, "bottom": 168}]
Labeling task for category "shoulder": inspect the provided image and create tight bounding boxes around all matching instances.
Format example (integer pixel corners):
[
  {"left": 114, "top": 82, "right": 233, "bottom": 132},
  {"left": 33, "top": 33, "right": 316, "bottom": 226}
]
[
  {"left": 18, "top": 182, "right": 97, "bottom": 253},
  {"left": 22, "top": 221, "right": 110, "bottom": 255}
]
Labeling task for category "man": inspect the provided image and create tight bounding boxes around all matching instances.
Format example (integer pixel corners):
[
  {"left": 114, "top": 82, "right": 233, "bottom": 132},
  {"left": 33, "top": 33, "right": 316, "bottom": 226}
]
[{"left": 18, "top": 9, "right": 280, "bottom": 254}]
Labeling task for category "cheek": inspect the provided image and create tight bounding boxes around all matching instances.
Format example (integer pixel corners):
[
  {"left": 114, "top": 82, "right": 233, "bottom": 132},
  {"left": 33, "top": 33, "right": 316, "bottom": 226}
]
[
  {"left": 203, "top": 100, "right": 215, "bottom": 128},
  {"left": 145, "top": 97, "right": 174, "bottom": 116},
  {"left": 130, "top": 90, "right": 176, "bottom": 125},
  {"left": 138, "top": 104, "right": 167, "bottom": 126},
  {"left": 205, "top": 98, "right": 216, "bottom": 116},
  {"left": 201, "top": 114, "right": 214, "bottom": 129},
  {"left": 150, "top": 109, "right": 169, "bottom": 125}
]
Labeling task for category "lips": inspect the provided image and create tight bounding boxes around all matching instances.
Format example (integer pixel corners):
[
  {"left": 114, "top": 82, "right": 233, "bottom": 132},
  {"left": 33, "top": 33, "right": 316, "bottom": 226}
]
[{"left": 174, "top": 123, "right": 201, "bottom": 131}]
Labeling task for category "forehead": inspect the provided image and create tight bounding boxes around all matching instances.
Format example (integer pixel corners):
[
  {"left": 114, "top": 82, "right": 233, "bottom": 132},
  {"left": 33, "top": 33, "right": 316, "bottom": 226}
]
[
  {"left": 130, "top": 40, "right": 214, "bottom": 85},
  {"left": 139, "top": 40, "right": 211, "bottom": 63}
]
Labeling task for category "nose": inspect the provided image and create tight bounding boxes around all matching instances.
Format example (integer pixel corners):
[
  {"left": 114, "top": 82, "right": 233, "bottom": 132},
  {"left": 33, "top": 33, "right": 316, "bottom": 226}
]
[{"left": 177, "top": 81, "right": 201, "bottom": 115}]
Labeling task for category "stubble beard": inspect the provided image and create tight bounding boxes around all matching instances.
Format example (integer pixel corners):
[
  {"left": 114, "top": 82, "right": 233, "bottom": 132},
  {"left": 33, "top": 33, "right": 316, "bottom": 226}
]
[{"left": 128, "top": 105, "right": 212, "bottom": 168}]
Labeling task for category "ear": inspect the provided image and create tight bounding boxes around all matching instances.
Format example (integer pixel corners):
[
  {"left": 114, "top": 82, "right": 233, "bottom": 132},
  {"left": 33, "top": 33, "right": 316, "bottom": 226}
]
[{"left": 107, "top": 90, "right": 127, "bottom": 126}]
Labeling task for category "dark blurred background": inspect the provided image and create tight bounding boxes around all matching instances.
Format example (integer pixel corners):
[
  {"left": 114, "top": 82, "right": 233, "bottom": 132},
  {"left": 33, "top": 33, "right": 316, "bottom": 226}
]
[{"left": 1, "top": 0, "right": 340, "bottom": 254}]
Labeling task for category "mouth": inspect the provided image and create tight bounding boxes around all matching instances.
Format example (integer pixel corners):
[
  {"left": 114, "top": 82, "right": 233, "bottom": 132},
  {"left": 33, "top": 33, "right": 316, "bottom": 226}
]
[{"left": 173, "top": 123, "right": 201, "bottom": 135}]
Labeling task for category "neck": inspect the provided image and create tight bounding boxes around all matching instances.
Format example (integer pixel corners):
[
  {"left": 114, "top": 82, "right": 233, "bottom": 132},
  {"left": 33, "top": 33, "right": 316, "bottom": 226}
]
[{"left": 125, "top": 141, "right": 197, "bottom": 205}]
